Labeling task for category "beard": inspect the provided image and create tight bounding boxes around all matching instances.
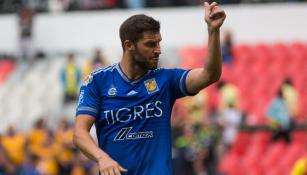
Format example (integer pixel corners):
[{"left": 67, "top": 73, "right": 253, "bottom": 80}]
[{"left": 133, "top": 48, "right": 159, "bottom": 70}]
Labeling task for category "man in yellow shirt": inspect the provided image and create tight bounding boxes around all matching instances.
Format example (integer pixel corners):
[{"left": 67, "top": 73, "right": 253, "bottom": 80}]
[
  {"left": 1, "top": 125, "right": 26, "bottom": 166},
  {"left": 28, "top": 118, "right": 48, "bottom": 150}
]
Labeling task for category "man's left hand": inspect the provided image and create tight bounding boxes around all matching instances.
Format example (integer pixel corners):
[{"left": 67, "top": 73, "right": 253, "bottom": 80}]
[{"left": 204, "top": 2, "right": 226, "bottom": 32}]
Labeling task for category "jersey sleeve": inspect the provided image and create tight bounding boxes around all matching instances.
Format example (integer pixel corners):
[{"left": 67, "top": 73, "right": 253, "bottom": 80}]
[
  {"left": 76, "top": 74, "right": 101, "bottom": 118},
  {"left": 168, "top": 68, "right": 197, "bottom": 99}
]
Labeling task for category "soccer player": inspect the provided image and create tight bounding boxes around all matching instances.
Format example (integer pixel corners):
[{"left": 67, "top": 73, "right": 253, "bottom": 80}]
[{"left": 73, "top": 2, "right": 226, "bottom": 175}]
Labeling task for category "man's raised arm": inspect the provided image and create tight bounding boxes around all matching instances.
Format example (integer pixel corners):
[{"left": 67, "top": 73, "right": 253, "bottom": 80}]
[{"left": 186, "top": 2, "right": 226, "bottom": 94}]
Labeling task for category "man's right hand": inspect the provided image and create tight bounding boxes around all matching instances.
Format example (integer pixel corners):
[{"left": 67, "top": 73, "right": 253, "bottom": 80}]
[{"left": 98, "top": 155, "right": 127, "bottom": 175}]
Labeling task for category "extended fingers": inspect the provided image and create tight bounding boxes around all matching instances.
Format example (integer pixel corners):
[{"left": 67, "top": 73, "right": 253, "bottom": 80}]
[
  {"left": 101, "top": 166, "right": 126, "bottom": 175},
  {"left": 114, "top": 168, "right": 121, "bottom": 175},
  {"left": 119, "top": 165, "right": 128, "bottom": 173},
  {"left": 101, "top": 168, "right": 116, "bottom": 175},
  {"left": 108, "top": 168, "right": 115, "bottom": 175}
]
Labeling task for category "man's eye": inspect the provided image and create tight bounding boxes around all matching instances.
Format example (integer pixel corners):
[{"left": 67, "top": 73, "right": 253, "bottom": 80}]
[{"left": 147, "top": 42, "right": 156, "bottom": 47}]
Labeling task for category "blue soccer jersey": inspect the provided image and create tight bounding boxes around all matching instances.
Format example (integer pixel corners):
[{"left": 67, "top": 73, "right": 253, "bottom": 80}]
[{"left": 76, "top": 63, "right": 194, "bottom": 175}]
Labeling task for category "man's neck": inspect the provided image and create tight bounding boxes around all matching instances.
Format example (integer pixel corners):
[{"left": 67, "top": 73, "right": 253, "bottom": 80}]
[{"left": 120, "top": 54, "right": 148, "bottom": 81}]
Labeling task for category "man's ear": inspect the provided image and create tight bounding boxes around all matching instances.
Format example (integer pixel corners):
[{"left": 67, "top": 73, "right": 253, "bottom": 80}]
[{"left": 124, "top": 40, "right": 135, "bottom": 51}]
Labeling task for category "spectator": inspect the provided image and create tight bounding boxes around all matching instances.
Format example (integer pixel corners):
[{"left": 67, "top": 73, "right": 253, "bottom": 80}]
[
  {"left": 174, "top": 123, "right": 196, "bottom": 175},
  {"left": 83, "top": 48, "right": 108, "bottom": 78},
  {"left": 217, "top": 81, "right": 239, "bottom": 112},
  {"left": 124, "top": 0, "right": 145, "bottom": 9},
  {"left": 221, "top": 30, "right": 234, "bottom": 64},
  {"left": 0, "top": 119, "right": 99, "bottom": 175},
  {"left": 18, "top": 153, "right": 40, "bottom": 175},
  {"left": 18, "top": 6, "right": 34, "bottom": 63},
  {"left": 28, "top": 118, "right": 49, "bottom": 152},
  {"left": 0, "top": 134, "right": 18, "bottom": 174},
  {"left": 54, "top": 119, "right": 74, "bottom": 174},
  {"left": 197, "top": 117, "right": 221, "bottom": 175},
  {"left": 1, "top": 125, "right": 26, "bottom": 166},
  {"left": 61, "top": 53, "right": 82, "bottom": 104},
  {"left": 182, "top": 90, "right": 207, "bottom": 125},
  {"left": 220, "top": 104, "right": 242, "bottom": 150},
  {"left": 266, "top": 88, "right": 292, "bottom": 142},
  {"left": 282, "top": 78, "right": 299, "bottom": 118},
  {"left": 33, "top": 131, "right": 59, "bottom": 175},
  {"left": 71, "top": 151, "right": 96, "bottom": 175}
]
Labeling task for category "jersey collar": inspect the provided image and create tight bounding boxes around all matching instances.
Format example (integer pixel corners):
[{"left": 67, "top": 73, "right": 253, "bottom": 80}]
[{"left": 116, "top": 63, "right": 151, "bottom": 84}]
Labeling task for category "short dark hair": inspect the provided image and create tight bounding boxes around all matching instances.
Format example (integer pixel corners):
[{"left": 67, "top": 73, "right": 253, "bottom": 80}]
[{"left": 119, "top": 14, "right": 160, "bottom": 50}]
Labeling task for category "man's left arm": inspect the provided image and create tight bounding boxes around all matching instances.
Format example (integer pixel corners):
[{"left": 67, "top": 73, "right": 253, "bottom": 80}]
[{"left": 186, "top": 2, "right": 226, "bottom": 94}]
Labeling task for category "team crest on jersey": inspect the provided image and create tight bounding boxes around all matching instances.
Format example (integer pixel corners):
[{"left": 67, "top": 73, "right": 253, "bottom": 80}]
[
  {"left": 144, "top": 78, "right": 159, "bottom": 94},
  {"left": 83, "top": 74, "right": 93, "bottom": 86}
]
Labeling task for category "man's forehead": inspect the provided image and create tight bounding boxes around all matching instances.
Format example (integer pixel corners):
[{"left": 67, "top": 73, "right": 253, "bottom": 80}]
[{"left": 141, "top": 32, "right": 162, "bottom": 41}]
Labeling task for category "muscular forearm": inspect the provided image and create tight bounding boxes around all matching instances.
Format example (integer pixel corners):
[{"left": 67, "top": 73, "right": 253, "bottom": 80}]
[
  {"left": 204, "top": 29, "right": 222, "bottom": 83},
  {"left": 185, "top": 2, "right": 225, "bottom": 94},
  {"left": 73, "top": 129, "right": 109, "bottom": 162}
]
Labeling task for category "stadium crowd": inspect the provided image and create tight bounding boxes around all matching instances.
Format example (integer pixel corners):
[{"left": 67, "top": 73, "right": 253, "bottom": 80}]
[
  {"left": 0, "top": 118, "right": 99, "bottom": 175},
  {"left": 1, "top": 0, "right": 307, "bottom": 14},
  {"left": 0, "top": 1, "right": 306, "bottom": 174}
]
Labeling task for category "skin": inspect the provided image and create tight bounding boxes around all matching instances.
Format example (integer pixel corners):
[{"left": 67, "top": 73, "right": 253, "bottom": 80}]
[
  {"left": 120, "top": 31, "right": 162, "bottom": 80},
  {"left": 73, "top": 2, "right": 226, "bottom": 175}
]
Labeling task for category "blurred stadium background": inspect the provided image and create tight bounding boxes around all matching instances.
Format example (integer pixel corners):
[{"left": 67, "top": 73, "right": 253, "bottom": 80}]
[{"left": 0, "top": 0, "right": 307, "bottom": 175}]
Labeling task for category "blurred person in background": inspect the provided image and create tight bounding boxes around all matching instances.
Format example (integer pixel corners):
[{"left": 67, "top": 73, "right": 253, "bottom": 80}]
[
  {"left": 0, "top": 134, "right": 18, "bottom": 174},
  {"left": 1, "top": 125, "right": 27, "bottom": 168},
  {"left": 220, "top": 103, "right": 242, "bottom": 152},
  {"left": 182, "top": 90, "right": 208, "bottom": 125},
  {"left": 70, "top": 152, "right": 86, "bottom": 175},
  {"left": 61, "top": 53, "right": 82, "bottom": 104},
  {"left": 54, "top": 119, "right": 74, "bottom": 174},
  {"left": 18, "top": 6, "right": 34, "bottom": 63},
  {"left": 174, "top": 123, "right": 198, "bottom": 175},
  {"left": 74, "top": 2, "right": 226, "bottom": 175},
  {"left": 124, "top": 0, "right": 145, "bottom": 9},
  {"left": 281, "top": 78, "right": 299, "bottom": 119},
  {"left": 18, "top": 153, "right": 40, "bottom": 175},
  {"left": 28, "top": 118, "right": 49, "bottom": 153},
  {"left": 70, "top": 151, "right": 97, "bottom": 175},
  {"left": 266, "top": 88, "right": 292, "bottom": 142},
  {"left": 217, "top": 80, "right": 239, "bottom": 112},
  {"left": 221, "top": 30, "right": 234, "bottom": 65},
  {"left": 32, "top": 131, "right": 59, "bottom": 175},
  {"left": 82, "top": 48, "right": 109, "bottom": 78},
  {"left": 174, "top": 120, "right": 220, "bottom": 175},
  {"left": 291, "top": 155, "right": 307, "bottom": 175}
]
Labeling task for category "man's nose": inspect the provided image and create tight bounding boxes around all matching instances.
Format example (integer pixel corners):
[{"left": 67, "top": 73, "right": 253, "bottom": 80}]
[{"left": 154, "top": 45, "right": 161, "bottom": 55}]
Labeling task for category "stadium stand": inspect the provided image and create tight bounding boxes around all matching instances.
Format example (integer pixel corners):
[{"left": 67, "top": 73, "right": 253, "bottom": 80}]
[
  {"left": 219, "top": 130, "right": 307, "bottom": 175},
  {"left": 0, "top": 58, "right": 64, "bottom": 132},
  {"left": 0, "top": 59, "right": 15, "bottom": 84},
  {"left": 179, "top": 42, "right": 307, "bottom": 125}
]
